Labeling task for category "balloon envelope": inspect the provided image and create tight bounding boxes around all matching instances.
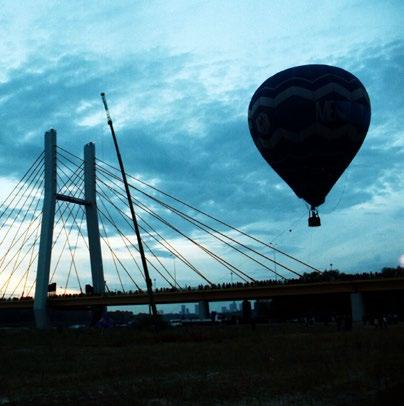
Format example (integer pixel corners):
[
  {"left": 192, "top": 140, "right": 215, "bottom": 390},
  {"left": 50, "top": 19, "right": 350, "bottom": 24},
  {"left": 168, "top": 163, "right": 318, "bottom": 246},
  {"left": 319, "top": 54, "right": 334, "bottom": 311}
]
[{"left": 248, "top": 64, "right": 371, "bottom": 208}]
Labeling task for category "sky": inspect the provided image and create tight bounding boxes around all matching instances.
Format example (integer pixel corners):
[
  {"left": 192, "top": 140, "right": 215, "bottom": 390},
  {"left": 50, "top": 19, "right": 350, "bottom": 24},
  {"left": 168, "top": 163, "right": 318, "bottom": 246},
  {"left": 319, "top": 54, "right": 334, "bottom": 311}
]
[{"left": 0, "top": 0, "right": 403, "bottom": 298}]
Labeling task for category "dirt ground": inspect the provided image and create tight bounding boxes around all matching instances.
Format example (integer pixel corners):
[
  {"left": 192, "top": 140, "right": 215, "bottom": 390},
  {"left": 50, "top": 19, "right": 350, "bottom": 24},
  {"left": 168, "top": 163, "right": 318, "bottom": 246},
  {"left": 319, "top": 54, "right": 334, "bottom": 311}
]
[{"left": 0, "top": 323, "right": 403, "bottom": 405}]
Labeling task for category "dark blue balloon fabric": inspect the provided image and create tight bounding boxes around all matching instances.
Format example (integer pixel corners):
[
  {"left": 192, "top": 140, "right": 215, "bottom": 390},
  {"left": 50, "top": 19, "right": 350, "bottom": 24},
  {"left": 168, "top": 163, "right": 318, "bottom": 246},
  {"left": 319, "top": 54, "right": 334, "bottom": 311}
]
[{"left": 248, "top": 64, "right": 371, "bottom": 208}]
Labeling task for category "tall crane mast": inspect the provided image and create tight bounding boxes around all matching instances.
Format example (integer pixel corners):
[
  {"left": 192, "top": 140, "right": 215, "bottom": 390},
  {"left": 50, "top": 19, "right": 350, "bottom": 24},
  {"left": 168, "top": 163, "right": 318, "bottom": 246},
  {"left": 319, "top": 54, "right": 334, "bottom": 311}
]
[{"left": 100, "top": 92, "right": 158, "bottom": 318}]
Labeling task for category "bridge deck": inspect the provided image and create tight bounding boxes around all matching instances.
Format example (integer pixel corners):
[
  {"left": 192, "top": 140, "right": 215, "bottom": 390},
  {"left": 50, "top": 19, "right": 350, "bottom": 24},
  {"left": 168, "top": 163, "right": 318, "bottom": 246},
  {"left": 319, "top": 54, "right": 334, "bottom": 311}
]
[{"left": 1, "top": 277, "right": 404, "bottom": 310}]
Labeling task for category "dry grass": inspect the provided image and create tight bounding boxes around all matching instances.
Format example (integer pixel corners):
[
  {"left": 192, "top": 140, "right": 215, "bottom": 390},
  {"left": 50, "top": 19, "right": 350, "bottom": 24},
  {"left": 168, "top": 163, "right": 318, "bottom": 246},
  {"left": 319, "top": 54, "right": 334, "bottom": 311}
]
[{"left": 0, "top": 323, "right": 403, "bottom": 404}]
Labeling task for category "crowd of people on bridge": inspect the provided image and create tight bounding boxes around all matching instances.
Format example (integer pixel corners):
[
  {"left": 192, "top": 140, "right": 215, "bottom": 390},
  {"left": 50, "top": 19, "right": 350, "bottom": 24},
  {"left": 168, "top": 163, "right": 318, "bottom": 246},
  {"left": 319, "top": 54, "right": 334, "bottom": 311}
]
[{"left": 2, "top": 266, "right": 403, "bottom": 302}]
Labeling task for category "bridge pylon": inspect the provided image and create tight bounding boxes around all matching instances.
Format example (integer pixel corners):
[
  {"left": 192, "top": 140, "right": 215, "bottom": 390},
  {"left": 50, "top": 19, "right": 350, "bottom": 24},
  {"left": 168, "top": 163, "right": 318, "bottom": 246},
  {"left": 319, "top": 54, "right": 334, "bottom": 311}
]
[{"left": 34, "top": 130, "right": 105, "bottom": 328}]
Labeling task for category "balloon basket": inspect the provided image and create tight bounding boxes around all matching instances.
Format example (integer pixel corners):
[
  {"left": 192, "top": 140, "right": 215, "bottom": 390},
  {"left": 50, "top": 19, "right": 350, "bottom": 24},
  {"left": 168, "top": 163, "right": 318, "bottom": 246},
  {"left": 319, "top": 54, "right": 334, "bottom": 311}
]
[{"left": 308, "top": 208, "right": 321, "bottom": 227}]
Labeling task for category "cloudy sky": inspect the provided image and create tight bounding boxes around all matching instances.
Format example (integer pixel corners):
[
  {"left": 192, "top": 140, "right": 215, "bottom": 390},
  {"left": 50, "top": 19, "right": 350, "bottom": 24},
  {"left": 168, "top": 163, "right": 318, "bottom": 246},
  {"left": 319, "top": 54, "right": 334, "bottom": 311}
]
[{"left": 0, "top": 1, "right": 403, "bottom": 294}]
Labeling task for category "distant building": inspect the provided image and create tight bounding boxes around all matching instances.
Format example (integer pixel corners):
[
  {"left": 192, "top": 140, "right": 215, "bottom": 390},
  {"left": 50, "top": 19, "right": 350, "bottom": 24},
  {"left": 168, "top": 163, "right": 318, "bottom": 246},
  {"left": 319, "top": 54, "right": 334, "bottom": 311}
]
[
  {"left": 229, "top": 301, "right": 238, "bottom": 312},
  {"left": 194, "top": 304, "right": 199, "bottom": 315},
  {"left": 221, "top": 306, "right": 227, "bottom": 313}
]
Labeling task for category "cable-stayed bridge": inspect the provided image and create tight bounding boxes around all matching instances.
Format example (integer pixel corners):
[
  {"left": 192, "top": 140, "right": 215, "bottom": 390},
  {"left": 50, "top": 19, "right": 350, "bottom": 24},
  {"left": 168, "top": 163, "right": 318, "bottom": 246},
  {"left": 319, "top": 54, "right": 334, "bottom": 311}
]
[{"left": 0, "top": 130, "right": 403, "bottom": 327}]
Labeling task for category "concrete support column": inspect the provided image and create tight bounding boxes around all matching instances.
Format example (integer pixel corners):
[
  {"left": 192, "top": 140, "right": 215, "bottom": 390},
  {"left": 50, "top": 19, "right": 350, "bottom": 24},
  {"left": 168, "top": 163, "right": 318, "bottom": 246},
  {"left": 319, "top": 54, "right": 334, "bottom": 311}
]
[
  {"left": 254, "top": 299, "right": 271, "bottom": 320},
  {"left": 198, "top": 300, "right": 210, "bottom": 319},
  {"left": 84, "top": 142, "right": 105, "bottom": 294},
  {"left": 242, "top": 299, "right": 252, "bottom": 322},
  {"left": 351, "top": 292, "right": 364, "bottom": 322},
  {"left": 34, "top": 129, "right": 57, "bottom": 328}
]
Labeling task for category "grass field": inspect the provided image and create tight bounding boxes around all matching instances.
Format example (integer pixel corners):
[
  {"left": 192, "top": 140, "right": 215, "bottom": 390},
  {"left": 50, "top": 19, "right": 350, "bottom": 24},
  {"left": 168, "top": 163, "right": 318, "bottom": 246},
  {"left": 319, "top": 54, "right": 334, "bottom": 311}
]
[{"left": 0, "top": 323, "right": 403, "bottom": 405}]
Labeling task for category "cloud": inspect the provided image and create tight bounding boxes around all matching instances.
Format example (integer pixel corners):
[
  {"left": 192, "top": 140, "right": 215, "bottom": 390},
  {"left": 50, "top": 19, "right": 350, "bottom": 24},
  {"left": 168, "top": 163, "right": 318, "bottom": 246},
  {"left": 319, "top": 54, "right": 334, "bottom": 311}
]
[{"left": 0, "top": 1, "right": 403, "bottom": 295}]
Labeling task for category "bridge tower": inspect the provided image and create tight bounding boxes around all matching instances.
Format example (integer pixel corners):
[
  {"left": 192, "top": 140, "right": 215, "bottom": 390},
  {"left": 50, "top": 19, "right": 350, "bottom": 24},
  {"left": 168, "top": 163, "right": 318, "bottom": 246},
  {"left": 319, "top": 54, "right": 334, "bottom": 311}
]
[{"left": 34, "top": 130, "right": 105, "bottom": 328}]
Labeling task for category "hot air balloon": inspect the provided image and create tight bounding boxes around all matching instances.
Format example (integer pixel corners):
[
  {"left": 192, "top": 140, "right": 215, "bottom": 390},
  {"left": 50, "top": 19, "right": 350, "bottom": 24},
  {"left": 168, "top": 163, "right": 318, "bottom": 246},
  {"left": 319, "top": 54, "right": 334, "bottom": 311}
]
[{"left": 248, "top": 64, "right": 371, "bottom": 226}]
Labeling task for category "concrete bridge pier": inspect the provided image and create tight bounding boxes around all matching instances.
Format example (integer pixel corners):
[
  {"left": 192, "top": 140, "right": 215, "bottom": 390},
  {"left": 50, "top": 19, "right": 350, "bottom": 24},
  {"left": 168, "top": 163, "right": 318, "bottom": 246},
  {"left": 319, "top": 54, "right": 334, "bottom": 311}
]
[
  {"left": 198, "top": 300, "right": 210, "bottom": 319},
  {"left": 242, "top": 299, "right": 252, "bottom": 322},
  {"left": 34, "top": 131, "right": 105, "bottom": 328},
  {"left": 350, "top": 292, "right": 365, "bottom": 322},
  {"left": 34, "top": 130, "right": 57, "bottom": 329}
]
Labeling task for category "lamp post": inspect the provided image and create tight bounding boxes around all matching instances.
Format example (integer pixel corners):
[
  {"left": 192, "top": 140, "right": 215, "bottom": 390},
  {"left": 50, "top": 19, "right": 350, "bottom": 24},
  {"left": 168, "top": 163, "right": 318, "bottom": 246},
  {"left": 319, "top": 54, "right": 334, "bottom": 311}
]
[
  {"left": 271, "top": 243, "right": 277, "bottom": 279},
  {"left": 173, "top": 255, "right": 177, "bottom": 287}
]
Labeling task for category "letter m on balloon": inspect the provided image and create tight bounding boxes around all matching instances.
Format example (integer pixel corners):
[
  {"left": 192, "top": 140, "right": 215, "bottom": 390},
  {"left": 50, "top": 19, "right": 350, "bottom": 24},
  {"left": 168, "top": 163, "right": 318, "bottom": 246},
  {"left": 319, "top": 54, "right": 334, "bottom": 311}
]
[{"left": 316, "top": 100, "right": 337, "bottom": 124}]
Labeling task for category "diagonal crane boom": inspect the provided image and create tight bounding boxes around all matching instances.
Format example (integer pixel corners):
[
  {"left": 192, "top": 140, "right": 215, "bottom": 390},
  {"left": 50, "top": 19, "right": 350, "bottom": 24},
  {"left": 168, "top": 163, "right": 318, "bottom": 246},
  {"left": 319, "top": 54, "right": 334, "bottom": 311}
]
[{"left": 100, "top": 92, "right": 158, "bottom": 318}]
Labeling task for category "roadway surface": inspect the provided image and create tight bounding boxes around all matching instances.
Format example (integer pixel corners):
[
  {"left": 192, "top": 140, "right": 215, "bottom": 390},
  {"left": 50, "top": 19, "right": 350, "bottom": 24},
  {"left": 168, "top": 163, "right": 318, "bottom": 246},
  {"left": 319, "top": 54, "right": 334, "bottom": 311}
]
[{"left": 1, "top": 277, "right": 404, "bottom": 310}]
